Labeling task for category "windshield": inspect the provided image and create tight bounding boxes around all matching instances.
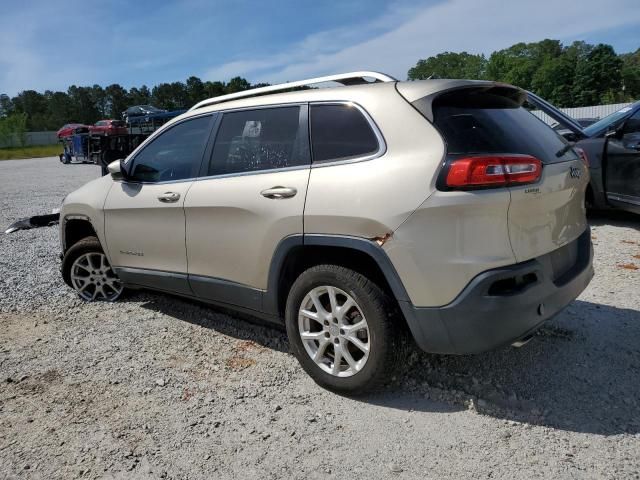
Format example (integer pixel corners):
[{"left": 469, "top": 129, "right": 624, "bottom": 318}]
[{"left": 583, "top": 103, "right": 638, "bottom": 137}]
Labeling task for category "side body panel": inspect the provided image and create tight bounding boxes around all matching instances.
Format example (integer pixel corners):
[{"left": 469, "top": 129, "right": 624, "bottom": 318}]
[
  {"left": 185, "top": 168, "right": 310, "bottom": 295},
  {"left": 304, "top": 90, "right": 445, "bottom": 238}
]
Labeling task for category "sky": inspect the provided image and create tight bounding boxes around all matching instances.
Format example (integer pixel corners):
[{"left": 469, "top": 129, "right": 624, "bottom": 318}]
[{"left": 1, "top": 0, "right": 639, "bottom": 96}]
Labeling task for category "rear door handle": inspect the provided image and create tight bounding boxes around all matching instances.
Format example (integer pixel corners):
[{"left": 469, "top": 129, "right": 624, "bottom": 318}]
[
  {"left": 157, "top": 191, "right": 181, "bottom": 203},
  {"left": 260, "top": 186, "right": 297, "bottom": 199}
]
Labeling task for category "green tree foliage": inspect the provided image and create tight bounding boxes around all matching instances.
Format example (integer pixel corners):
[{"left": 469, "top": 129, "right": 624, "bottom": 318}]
[
  {"left": 409, "top": 39, "right": 638, "bottom": 107},
  {"left": 620, "top": 48, "right": 640, "bottom": 100},
  {"left": 572, "top": 44, "right": 623, "bottom": 105},
  {"left": 1, "top": 76, "right": 255, "bottom": 131},
  {"left": 0, "top": 113, "right": 28, "bottom": 147},
  {"left": 408, "top": 52, "right": 487, "bottom": 80}
]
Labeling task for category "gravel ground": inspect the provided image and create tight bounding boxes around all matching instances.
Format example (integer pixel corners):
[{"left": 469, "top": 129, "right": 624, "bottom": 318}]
[{"left": 1, "top": 157, "right": 639, "bottom": 479}]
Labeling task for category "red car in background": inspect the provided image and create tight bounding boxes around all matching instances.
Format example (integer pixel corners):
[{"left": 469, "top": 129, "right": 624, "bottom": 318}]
[
  {"left": 89, "top": 119, "right": 128, "bottom": 136},
  {"left": 56, "top": 123, "right": 87, "bottom": 138}
]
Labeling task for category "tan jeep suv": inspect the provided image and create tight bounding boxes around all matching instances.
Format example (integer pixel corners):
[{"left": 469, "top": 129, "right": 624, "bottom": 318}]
[{"left": 59, "top": 72, "right": 593, "bottom": 393}]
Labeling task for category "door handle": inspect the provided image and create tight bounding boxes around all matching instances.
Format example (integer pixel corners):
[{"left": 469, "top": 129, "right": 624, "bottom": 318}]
[
  {"left": 260, "top": 186, "right": 297, "bottom": 199},
  {"left": 157, "top": 191, "right": 181, "bottom": 203}
]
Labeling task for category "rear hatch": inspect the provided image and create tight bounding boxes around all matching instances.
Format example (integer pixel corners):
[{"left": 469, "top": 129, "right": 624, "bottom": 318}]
[{"left": 417, "top": 85, "right": 589, "bottom": 263}]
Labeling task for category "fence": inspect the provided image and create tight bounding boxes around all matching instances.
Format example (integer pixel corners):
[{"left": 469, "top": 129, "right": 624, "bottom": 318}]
[
  {"left": 0, "top": 131, "right": 58, "bottom": 148},
  {"left": 532, "top": 102, "right": 633, "bottom": 126}
]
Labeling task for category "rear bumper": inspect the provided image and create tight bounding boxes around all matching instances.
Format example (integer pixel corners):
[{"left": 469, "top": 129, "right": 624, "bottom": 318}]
[{"left": 400, "top": 228, "right": 593, "bottom": 354}]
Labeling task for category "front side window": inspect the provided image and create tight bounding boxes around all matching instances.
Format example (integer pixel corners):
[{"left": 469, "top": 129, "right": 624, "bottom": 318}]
[
  {"left": 128, "top": 115, "right": 212, "bottom": 182},
  {"left": 310, "top": 104, "right": 379, "bottom": 163},
  {"left": 208, "top": 106, "right": 306, "bottom": 176}
]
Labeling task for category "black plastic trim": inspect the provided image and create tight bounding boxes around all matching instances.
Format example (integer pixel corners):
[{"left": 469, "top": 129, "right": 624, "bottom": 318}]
[
  {"left": 114, "top": 267, "right": 192, "bottom": 296},
  {"left": 189, "top": 274, "right": 262, "bottom": 311}
]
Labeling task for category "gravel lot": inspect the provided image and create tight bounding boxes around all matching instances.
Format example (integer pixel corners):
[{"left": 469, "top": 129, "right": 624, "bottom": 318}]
[{"left": 1, "top": 157, "right": 639, "bottom": 479}]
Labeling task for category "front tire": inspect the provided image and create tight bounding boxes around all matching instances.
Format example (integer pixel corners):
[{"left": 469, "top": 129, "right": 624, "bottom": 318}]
[
  {"left": 285, "top": 265, "right": 398, "bottom": 394},
  {"left": 61, "top": 236, "right": 123, "bottom": 301}
]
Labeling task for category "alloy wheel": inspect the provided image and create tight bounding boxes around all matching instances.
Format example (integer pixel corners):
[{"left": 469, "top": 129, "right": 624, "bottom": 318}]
[
  {"left": 70, "top": 252, "right": 122, "bottom": 301},
  {"left": 298, "top": 286, "right": 370, "bottom": 377}
]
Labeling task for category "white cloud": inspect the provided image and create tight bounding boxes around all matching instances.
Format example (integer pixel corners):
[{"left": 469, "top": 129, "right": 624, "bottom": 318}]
[{"left": 205, "top": 0, "right": 640, "bottom": 83}]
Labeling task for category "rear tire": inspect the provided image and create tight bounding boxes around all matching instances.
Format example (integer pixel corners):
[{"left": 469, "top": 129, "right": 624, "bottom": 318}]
[
  {"left": 285, "top": 265, "right": 398, "bottom": 395},
  {"left": 61, "top": 236, "right": 123, "bottom": 301}
]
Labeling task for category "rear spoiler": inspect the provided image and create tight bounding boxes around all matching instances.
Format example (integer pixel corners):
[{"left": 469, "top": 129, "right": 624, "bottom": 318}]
[{"left": 525, "top": 91, "right": 587, "bottom": 140}]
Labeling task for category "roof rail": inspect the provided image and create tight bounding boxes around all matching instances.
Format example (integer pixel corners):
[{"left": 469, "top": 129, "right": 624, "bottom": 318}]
[{"left": 188, "top": 71, "right": 397, "bottom": 111}]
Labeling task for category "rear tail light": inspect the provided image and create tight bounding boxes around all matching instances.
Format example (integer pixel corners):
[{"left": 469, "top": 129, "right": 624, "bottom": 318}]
[
  {"left": 443, "top": 155, "right": 542, "bottom": 190},
  {"left": 574, "top": 147, "right": 589, "bottom": 167}
]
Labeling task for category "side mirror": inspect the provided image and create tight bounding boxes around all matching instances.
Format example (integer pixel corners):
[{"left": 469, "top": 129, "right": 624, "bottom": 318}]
[
  {"left": 107, "top": 159, "right": 127, "bottom": 180},
  {"left": 605, "top": 127, "right": 624, "bottom": 140}
]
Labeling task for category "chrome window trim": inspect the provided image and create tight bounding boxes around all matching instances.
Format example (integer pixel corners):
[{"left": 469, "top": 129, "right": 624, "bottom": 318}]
[
  {"left": 308, "top": 101, "right": 387, "bottom": 168},
  {"left": 196, "top": 164, "right": 309, "bottom": 182}
]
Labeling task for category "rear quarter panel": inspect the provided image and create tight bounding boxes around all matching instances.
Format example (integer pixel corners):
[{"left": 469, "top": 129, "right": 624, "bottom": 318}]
[{"left": 304, "top": 88, "right": 445, "bottom": 238}]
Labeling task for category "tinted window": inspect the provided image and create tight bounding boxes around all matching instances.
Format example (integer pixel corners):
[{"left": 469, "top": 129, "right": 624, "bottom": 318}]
[
  {"left": 310, "top": 104, "right": 379, "bottom": 162},
  {"left": 129, "top": 115, "right": 211, "bottom": 182},
  {"left": 208, "top": 106, "right": 306, "bottom": 176},
  {"left": 428, "top": 90, "right": 578, "bottom": 164}
]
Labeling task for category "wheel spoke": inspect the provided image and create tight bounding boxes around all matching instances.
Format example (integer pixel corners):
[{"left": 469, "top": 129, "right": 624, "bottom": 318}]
[
  {"left": 300, "top": 309, "right": 321, "bottom": 322},
  {"left": 326, "top": 286, "right": 338, "bottom": 314},
  {"left": 336, "top": 297, "right": 356, "bottom": 324},
  {"left": 342, "top": 346, "right": 358, "bottom": 369},
  {"left": 332, "top": 345, "right": 343, "bottom": 375},
  {"left": 342, "top": 319, "right": 367, "bottom": 335},
  {"left": 300, "top": 331, "right": 325, "bottom": 342},
  {"left": 74, "top": 263, "right": 91, "bottom": 273},
  {"left": 309, "top": 291, "right": 327, "bottom": 316},
  {"left": 313, "top": 339, "right": 330, "bottom": 362},
  {"left": 346, "top": 335, "right": 369, "bottom": 354}
]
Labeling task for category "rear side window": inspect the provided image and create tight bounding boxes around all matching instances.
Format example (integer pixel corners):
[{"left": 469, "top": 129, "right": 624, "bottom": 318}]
[
  {"left": 425, "top": 89, "right": 578, "bottom": 164},
  {"left": 129, "top": 115, "right": 212, "bottom": 182},
  {"left": 310, "top": 104, "right": 379, "bottom": 162},
  {"left": 208, "top": 106, "right": 307, "bottom": 176}
]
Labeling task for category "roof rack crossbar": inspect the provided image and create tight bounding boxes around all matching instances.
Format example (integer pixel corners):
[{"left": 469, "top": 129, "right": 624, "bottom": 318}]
[{"left": 188, "top": 71, "right": 396, "bottom": 111}]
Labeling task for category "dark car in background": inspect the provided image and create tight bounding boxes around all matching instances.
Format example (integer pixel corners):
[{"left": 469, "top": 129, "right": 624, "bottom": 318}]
[
  {"left": 121, "top": 105, "right": 167, "bottom": 122},
  {"left": 89, "top": 119, "right": 128, "bottom": 136},
  {"left": 528, "top": 93, "right": 640, "bottom": 215}
]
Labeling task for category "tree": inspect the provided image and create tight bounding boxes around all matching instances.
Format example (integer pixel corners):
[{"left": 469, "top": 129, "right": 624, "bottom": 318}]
[
  {"left": 486, "top": 40, "right": 564, "bottom": 91},
  {"left": 128, "top": 85, "right": 152, "bottom": 106},
  {"left": 620, "top": 48, "right": 640, "bottom": 100},
  {"left": 573, "top": 44, "right": 623, "bottom": 105},
  {"left": 408, "top": 52, "right": 486, "bottom": 80},
  {"left": 225, "top": 77, "right": 251, "bottom": 93},
  {"left": 0, "top": 94, "right": 12, "bottom": 118},
  {"left": 186, "top": 76, "right": 206, "bottom": 105},
  {"left": 104, "top": 84, "right": 130, "bottom": 118}
]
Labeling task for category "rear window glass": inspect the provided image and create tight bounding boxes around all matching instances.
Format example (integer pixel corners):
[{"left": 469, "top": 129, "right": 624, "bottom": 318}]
[
  {"left": 424, "top": 90, "right": 578, "bottom": 163},
  {"left": 310, "top": 104, "right": 379, "bottom": 162}
]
